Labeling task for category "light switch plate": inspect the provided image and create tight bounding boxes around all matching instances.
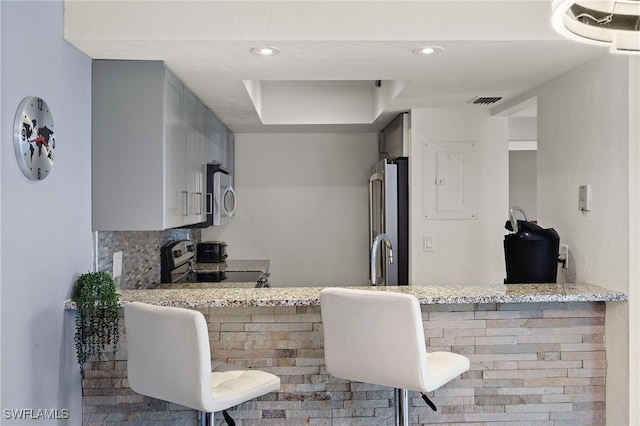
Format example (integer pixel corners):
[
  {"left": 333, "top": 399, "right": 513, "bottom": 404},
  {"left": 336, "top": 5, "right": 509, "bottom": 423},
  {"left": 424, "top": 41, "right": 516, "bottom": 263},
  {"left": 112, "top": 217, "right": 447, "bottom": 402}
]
[
  {"left": 579, "top": 185, "right": 592, "bottom": 212},
  {"left": 423, "top": 234, "right": 434, "bottom": 252}
]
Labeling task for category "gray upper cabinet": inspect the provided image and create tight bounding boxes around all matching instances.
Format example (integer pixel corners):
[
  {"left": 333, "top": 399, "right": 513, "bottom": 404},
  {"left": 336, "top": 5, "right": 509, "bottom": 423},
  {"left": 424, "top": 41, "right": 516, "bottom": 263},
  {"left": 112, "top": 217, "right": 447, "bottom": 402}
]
[
  {"left": 92, "top": 60, "right": 223, "bottom": 231},
  {"left": 206, "top": 112, "right": 230, "bottom": 170}
]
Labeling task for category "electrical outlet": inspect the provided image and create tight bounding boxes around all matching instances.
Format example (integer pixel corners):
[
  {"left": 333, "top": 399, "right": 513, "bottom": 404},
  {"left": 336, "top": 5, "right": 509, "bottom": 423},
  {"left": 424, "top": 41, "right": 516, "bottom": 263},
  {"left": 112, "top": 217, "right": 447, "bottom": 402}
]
[
  {"left": 113, "top": 251, "right": 123, "bottom": 278},
  {"left": 559, "top": 244, "right": 569, "bottom": 269}
]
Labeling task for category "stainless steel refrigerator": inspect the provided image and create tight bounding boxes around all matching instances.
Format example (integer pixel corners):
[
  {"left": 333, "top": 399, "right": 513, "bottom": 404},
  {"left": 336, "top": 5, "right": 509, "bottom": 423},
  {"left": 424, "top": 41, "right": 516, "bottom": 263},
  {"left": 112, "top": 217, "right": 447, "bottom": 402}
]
[{"left": 369, "top": 157, "right": 409, "bottom": 286}]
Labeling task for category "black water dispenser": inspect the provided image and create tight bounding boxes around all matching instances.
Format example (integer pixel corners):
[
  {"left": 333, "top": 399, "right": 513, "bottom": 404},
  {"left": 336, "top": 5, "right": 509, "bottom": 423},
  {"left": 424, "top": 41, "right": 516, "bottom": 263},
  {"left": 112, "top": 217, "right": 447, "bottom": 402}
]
[{"left": 503, "top": 211, "right": 560, "bottom": 284}]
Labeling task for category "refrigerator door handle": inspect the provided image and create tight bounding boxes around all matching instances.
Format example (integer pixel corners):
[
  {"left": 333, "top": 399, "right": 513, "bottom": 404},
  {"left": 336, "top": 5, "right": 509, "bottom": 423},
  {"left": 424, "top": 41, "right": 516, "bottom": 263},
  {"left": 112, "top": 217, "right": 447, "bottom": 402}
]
[
  {"left": 369, "top": 171, "right": 385, "bottom": 239},
  {"left": 369, "top": 171, "right": 385, "bottom": 285}
]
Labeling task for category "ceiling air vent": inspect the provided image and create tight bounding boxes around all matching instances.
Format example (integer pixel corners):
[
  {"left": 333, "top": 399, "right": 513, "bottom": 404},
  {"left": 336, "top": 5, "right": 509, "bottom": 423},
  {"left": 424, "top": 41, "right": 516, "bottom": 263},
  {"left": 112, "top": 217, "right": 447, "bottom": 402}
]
[{"left": 467, "top": 96, "right": 503, "bottom": 105}]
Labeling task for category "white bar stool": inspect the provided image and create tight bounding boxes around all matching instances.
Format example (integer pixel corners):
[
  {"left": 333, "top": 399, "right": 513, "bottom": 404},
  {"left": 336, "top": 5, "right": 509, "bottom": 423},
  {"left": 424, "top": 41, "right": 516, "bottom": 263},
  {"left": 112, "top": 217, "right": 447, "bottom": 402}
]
[
  {"left": 124, "top": 302, "right": 280, "bottom": 426},
  {"left": 320, "top": 287, "right": 470, "bottom": 426}
]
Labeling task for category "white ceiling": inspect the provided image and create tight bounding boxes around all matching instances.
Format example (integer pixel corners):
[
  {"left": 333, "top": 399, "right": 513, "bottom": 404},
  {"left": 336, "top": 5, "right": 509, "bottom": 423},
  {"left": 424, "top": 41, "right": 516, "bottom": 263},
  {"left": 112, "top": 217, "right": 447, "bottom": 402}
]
[{"left": 64, "top": 0, "right": 607, "bottom": 133}]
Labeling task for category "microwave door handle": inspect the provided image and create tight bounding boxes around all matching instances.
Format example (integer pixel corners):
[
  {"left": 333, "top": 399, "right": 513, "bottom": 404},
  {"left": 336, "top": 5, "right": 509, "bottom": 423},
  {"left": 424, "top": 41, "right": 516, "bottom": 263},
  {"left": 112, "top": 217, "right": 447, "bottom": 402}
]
[
  {"left": 223, "top": 186, "right": 237, "bottom": 217},
  {"left": 205, "top": 192, "right": 213, "bottom": 214}
]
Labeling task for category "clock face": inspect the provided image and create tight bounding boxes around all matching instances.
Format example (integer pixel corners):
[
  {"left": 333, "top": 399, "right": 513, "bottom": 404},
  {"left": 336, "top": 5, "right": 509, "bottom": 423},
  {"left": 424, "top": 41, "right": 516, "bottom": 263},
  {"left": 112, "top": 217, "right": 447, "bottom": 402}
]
[{"left": 13, "top": 96, "right": 56, "bottom": 180}]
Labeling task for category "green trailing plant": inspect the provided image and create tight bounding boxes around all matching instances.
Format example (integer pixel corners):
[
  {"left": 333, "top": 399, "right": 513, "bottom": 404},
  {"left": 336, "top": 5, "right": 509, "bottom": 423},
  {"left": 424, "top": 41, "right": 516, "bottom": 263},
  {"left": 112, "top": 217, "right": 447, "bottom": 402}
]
[{"left": 73, "top": 271, "right": 120, "bottom": 375}]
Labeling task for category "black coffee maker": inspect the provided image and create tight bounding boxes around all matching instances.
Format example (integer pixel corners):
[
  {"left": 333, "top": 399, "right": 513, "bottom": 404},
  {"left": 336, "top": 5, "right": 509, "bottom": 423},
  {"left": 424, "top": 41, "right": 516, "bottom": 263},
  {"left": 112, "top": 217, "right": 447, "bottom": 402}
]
[{"left": 503, "top": 207, "right": 560, "bottom": 284}]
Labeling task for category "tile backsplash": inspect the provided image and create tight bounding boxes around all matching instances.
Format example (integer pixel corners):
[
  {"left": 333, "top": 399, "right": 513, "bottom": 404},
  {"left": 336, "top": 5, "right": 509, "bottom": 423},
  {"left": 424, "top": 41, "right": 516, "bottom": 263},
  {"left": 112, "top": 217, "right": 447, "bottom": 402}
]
[{"left": 98, "top": 229, "right": 201, "bottom": 289}]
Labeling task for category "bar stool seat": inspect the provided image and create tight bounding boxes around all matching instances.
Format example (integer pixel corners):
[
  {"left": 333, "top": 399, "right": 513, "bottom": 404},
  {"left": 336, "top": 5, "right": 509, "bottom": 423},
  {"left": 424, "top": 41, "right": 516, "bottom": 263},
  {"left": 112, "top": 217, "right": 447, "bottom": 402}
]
[
  {"left": 124, "top": 302, "right": 280, "bottom": 425},
  {"left": 320, "top": 287, "right": 470, "bottom": 425}
]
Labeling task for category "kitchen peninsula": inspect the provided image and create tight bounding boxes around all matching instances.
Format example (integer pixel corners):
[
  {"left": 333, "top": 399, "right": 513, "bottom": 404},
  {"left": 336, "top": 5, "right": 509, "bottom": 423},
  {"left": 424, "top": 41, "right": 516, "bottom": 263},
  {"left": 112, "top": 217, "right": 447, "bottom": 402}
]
[{"left": 73, "top": 282, "right": 626, "bottom": 425}]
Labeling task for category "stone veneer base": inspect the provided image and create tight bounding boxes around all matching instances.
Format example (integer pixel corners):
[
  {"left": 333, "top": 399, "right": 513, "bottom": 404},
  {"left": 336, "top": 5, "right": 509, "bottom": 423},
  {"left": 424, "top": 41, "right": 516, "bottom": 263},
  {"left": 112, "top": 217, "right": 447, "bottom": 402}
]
[{"left": 82, "top": 301, "right": 606, "bottom": 425}]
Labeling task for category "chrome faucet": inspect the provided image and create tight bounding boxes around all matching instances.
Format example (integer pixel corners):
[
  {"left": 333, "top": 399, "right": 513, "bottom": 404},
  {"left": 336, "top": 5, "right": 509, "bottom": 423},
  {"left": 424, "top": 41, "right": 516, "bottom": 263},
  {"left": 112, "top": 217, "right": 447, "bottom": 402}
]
[{"left": 371, "top": 233, "right": 394, "bottom": 285}]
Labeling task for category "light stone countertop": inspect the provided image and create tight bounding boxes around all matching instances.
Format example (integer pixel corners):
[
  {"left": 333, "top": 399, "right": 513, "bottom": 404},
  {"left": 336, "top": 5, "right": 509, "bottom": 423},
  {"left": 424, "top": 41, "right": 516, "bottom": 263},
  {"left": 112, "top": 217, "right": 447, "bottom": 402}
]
[{"left": 64, "top": 282, "right": 627, "bottom": 309}]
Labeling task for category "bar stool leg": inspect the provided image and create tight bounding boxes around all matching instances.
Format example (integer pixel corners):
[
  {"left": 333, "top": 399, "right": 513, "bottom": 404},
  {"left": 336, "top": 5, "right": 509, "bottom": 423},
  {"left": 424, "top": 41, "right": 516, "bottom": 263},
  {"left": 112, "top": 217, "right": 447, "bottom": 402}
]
[
  {"left": 199, "top": 411, "right": 212, "bottom": 426},
  {"left": 394, "top": 388, "right": 409, "bottom": 426}
]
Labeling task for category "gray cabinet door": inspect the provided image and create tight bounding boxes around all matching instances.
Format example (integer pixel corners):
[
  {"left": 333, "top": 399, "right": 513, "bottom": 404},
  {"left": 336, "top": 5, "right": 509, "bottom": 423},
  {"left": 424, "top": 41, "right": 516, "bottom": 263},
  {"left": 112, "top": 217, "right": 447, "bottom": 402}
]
[
  {"left": 208, "top": 113, "right": 227, "bottom": 169},
  {"left": 92, "top": 60, "right": 207, "bottom": 230},
  {"left": 183, "top": 88, "right": 206, "bottom": 224},
  {"left": 93, "top": 60, "right": 166, "bottom": 230},
  {"left": 164, "top": 67, "right": 187, "bottom": 229}
]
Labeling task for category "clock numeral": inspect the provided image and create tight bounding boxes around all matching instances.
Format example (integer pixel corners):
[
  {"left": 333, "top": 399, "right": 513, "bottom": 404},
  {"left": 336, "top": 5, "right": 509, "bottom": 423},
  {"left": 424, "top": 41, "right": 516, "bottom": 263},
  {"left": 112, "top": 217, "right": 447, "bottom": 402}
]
[{"left": 37, "top": 98, "right": 44, "bottom": 111}]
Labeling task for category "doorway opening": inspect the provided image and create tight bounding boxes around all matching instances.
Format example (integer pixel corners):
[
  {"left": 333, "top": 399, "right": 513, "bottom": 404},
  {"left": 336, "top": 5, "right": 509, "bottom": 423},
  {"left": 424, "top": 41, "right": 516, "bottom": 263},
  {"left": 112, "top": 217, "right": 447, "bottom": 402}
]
[{"left": 507, "top": 97, "right": 537, "bottom": 223}]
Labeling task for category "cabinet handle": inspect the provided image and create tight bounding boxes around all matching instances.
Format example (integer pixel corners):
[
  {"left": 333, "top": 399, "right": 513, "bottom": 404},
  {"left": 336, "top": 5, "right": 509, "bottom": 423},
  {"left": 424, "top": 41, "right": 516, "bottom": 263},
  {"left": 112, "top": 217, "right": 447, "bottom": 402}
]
[
  {"left": 182, "top": 191, "right": 188, "bottom": 216},
  {"left": 194, "top": 192, "right": 203, "bottom": 215}
]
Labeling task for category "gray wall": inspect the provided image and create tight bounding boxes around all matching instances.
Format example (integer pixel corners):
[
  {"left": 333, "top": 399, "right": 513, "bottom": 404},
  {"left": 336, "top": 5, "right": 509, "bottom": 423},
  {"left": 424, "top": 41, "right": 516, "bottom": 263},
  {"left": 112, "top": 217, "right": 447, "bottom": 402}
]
[
  {"left": 202, "top": 132, "right": 379, "bottom": 286},
  {"left": 1, "top": 1, "right": 91, "bottom": 424}
]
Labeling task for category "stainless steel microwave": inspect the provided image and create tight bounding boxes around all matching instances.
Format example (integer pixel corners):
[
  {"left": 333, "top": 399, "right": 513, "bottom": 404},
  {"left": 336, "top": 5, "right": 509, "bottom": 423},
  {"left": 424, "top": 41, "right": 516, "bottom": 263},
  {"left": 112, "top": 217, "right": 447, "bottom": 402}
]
[
  {"left": 190, "top": 164, "right": 236, "bottom": 228},
  {"left": 211, "top": 165, "right": 236, "bottom": 226}
]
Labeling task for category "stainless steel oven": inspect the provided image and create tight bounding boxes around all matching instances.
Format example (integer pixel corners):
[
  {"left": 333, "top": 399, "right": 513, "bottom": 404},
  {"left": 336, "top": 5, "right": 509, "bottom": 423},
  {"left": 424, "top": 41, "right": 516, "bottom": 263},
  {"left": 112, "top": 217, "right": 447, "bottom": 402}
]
[{"left": 160, "top": 240, "right": 268, "bottom": 287}]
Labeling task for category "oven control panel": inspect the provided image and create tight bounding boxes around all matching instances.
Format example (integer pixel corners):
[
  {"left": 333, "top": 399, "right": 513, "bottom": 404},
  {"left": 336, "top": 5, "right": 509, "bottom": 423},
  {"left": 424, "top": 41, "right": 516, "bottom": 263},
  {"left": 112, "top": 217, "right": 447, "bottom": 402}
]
[
  {"left": 169, "top": 241, "right": 195, "bottom": 264},
  {"left": 160, "top": 240, "right": 196, "bottom": 283}
]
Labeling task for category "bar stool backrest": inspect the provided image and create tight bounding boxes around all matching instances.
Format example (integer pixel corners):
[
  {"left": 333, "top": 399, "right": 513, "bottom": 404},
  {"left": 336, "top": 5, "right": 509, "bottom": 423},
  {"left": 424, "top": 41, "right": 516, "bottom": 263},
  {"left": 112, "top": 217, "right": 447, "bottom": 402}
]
[
  {"left": 320, "top": 288, "right": 430, "bottom": 392},
  {"left": 124, "top": 302, "right": 215, "bottom": 412}
]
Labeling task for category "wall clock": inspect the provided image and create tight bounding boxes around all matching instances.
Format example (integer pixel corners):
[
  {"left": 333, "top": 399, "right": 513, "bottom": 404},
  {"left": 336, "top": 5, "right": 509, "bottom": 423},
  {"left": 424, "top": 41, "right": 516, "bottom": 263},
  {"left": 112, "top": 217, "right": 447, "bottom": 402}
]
[{"left": 13, "top": 96, "right": 56, "bottom": 180}]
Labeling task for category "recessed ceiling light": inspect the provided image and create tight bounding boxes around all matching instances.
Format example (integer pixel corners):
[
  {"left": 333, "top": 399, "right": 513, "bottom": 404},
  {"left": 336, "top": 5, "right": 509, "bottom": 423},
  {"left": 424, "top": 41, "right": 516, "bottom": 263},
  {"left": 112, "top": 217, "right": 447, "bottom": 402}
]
[
  {"left": 250, "top": 46, "right": 281, "bottom": 56},
  {"left": 412, "top": 46, "right": 443, "bottom": 56}
]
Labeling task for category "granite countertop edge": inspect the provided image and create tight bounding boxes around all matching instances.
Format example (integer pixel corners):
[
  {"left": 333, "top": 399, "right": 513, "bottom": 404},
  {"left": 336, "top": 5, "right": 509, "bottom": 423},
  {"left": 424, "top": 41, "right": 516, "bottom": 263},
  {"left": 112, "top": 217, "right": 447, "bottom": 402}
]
[{"left": 64, "top": 282, "right": 627, "bottom": 310}]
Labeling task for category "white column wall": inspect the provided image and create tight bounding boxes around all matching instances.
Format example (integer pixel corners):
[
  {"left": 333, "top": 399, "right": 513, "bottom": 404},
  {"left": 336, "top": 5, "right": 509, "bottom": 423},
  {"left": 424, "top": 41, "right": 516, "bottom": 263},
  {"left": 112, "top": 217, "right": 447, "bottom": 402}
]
[
  {"left": 0, "top": 0, "right": 3, "bottom": 411},
  {"left": 629, "top": 54, "right": 640, "bottom": 426},
  {"left": 409, "top": 109, "right": 509, "bottom": 284},
  {"left": 535, "top": 54, "right": 635, "bottom": 426}
]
